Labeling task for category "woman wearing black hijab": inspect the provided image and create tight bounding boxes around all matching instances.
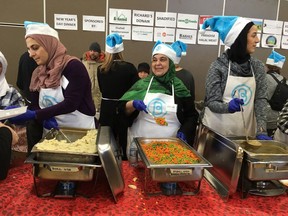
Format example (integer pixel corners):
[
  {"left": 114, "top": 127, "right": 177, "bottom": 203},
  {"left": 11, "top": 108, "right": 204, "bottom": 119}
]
[{"left": 201, "top": 16, "right": 271, "bottom": 140}]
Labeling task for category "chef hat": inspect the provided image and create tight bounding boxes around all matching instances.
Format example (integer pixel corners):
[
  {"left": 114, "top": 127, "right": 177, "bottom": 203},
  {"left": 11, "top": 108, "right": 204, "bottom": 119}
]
[
  {"left": 171, "top": 40, "right": 187, "bottom": 64},
  {"left": 201, "top": 16, "right": 251, "bottom": 47},
  {"left": 105, "top": 33, "right": 124, "bottom": 54},
  {"left": 24, "top": 21, "right": 59, "bottom": 40},
  {"left": 152, "top": 40, "right": 177, "bottom": 64},
  {"left": 266, "top": 50, "right": 286, "bottom": 69}
]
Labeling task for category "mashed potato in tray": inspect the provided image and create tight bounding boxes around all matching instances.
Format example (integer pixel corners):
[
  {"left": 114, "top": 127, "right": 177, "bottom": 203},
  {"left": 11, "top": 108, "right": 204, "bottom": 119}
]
[{"left": 34, "top": 129, "right": 97, "bottom": 154}]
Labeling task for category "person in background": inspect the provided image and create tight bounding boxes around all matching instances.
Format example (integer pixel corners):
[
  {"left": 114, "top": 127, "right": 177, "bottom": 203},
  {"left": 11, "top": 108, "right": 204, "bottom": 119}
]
[
  {"left": 265, "top": 50, "right": 287, "bottom": 137},
  {"left": 171, "top": 40, "right": 195, "bottom": 102},
  {"left": 8, "top": 21, "right": 96, "bottom": 153},
  {"left": 274, "top": 99, "right": 288, "bottom": 144},
  {"left": 118, "top": 40, "right": 199, "bottom": 160},
  {"left": 137, "top": 62, "right": 150, "bottom": 79},
  {"left": 16, "top": 51, "right": 38, "bottom": 105},
  {"left": 97, "top": 33, "right": 139, "bottom": 160},
  {"left": 0, "top": 51, "right": 25, "bottom": 110},
  {"left": 201, "top": 16, "right": 271, "bottom": 140},
  {"left": 0, "top": 122, "right": 19, "bottom": 180},
  {"left": 82, "top": 42, "right": 105, "bottom": 112}
]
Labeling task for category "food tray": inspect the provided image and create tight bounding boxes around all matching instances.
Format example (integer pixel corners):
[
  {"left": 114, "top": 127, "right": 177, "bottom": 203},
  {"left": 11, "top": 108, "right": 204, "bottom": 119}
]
[
  {"left": 232, "top": 139, "right": 288, "bottom": 157},
  {"left": 134, "top": 137, "right": 212, "bottom": 182},
  {"left": 231, "top": 139, "right": 288, "bottom": 181},
  {"left": 26, "top": 153, "right": 101, "bottom": 181},
  {"left": 31, "top": 128, "right": 98, "bottom": 164},
  {"left": 195, "top": 123, "right": 288, "bottom": 201}
]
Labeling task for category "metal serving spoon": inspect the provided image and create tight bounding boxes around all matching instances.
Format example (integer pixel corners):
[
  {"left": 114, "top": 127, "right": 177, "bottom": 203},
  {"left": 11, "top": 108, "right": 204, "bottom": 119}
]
[
  {"left": 240, "top": 104, "right": 261, "bottom": 147},
  {"left": 146, "top": 110, "right": 168, "bottom": 126},
  {"left": 234, "top": 90, "right": 261, "bottom": 147}
]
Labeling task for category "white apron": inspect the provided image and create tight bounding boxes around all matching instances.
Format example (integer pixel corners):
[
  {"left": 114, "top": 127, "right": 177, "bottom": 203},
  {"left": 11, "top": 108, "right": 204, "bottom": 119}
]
[
  {"left": 39, "top": 76, "right": 95, "bottom": 131},
  {"left": 202, "top": 61, "right": 256, "bottom": 137},
  {"left": 127, "top": 77, "right": 181, "bottom": 159},
  {"left": 274, "top": 128, "right": 288, "bottom": 144}
]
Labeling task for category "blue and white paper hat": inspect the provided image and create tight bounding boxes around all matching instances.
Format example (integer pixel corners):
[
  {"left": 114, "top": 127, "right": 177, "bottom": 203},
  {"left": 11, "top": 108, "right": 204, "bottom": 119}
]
[
  {"left": 105, "top": 33, "right": 124, "bottom": 54},
  {"left": 266, "top": 50, "right": 286, "bottom": 69},
  {"left": 152, "top": 41, "right": 177, "bottom": 64},
  {"left": 201, "top": 16, "right": 251, "bottom": 47},
  {"left": 171, "top": 40, "right": 187, "bottom": 64},
  {"left": 24, "top": 21, "right": 59, "bottom": 40}
]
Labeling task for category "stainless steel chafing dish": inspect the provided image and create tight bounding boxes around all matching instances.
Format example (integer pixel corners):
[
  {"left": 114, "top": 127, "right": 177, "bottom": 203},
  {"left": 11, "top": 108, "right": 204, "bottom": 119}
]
[
  {"left": 25, "top": 126, "right": 124, "bottom": 202},
  {"left": 134, "top": 137, "right": 212, "bottom": 195},
  {"left": 195, "top": 123, "right": 288, "bottom": 201},
  {"left": 232, "top": 139, "right": 288, "bottom": 181}
]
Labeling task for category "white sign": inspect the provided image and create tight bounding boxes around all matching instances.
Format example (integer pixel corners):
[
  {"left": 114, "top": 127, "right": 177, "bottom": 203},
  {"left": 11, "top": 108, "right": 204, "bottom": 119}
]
[
  {"left": 109, "top": 8, "right": 131, "bottom": 25},
  {"left": 155, "top": 12, "right": 177, "bottom": 28},
  {"left": 132, "top": 10, "right": 154, "bottom": 26},
  {"left": 263, "top": 19, "right": 283, "bottom": 35},
  {"left": 261, "top": 34, "right": 281, "bottom": 48},
  {"left": 281, "top": 35, "right": 288, "bottom": 49},
  {"left": 249, "top": 18, "right": 263, "bottom": 33},
  {"left": 82, "top": 15, "right": 105, "bottom": 32},
  {"left": 154, "top": 27, "right": 175, "bottom": 43},
  {"left": 197, "top": 30, "right": 218, "bottom": 45},
  {"left": 199, "top": 15, "right": 213, "bottom": 30},
  {"left": 283, "top": 22, "right": 288, "bottom": 35},
  {"left": 109, "top": 24, "right": 131, "bottom": 40},
  {"left": 177, "top": 13, "right": 198, "bottom": 29},
  {"left": 132, "top": 26, "right": 153, "bottom": 41},
  {"left": 54, "top": 14, "right": 77, "bottom": 30},
  {"left": 176, "top": 29, "right": 197, "bottom": 44}
]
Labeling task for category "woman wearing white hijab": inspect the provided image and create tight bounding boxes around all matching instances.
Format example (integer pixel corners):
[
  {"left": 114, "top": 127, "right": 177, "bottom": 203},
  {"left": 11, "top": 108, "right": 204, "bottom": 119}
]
[{"left": 0, "top": 51, "right": 24, "bottom": 109}]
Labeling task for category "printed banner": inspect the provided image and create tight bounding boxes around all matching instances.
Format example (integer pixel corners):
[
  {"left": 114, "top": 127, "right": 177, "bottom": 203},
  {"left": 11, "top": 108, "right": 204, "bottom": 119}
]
[
  {"left": 132, "top": 26, "right": 153, "bottom": 41},
  {"left": 82, "top": 15, "right": 105, "bottom": 32},
  {"left": 54, "top": 14, "right": 77, "bottom": 30},
  {"left": 132, "top": 10, "right": 154, "bottom": 26}
]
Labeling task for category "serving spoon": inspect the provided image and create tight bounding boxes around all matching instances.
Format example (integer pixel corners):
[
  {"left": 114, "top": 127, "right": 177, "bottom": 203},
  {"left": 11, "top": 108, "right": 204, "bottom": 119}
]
[
  {"left": 146, "top": 110, "right": 168, "bottom": 126},
  {"left": 240, "top": 104, "right": 261, "bottom": 147}
]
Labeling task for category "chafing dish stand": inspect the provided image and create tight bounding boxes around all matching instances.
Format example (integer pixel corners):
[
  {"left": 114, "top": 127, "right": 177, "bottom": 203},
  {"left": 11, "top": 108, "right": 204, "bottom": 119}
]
[
  {"left": 195, "top": 123, "right": 288, "bottom": 201},
  {"left": 25, "top": 126, "right": 124, "bottom": 203},
  {"left": 134, "top": 137, "right": 212, "bottom": 196}
]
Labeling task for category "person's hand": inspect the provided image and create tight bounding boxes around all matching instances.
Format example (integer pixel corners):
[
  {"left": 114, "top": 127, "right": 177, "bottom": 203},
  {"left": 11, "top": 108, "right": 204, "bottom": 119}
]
[
  {"left": 132, "top": 100, "right": 147, "bottom": 113},
  {"left": 228, "top": 98, "right": 244, "bottom": 113},
  {"left": 8, "top": 110, "right": 36, "bottom": 124},
  {"left": 177, "top": 131, "right": 187, "bottom": 142},
  {"left": 256, "top": 134, "right": 272, "bottom": 140},
  {"left": 43, "top": 117, "right": 59, "bottom": 130}
]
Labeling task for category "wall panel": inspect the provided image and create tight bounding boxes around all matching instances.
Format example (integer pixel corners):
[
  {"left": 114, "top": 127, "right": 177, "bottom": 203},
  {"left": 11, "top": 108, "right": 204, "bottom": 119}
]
[{"left": 1, "top": 0, "right": 288, "bottom": 100}]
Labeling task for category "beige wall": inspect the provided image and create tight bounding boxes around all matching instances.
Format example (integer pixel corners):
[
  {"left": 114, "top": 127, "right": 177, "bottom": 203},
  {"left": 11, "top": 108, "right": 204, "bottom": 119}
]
[{"left": 1, "top": 0, "right": 288, "bottom": 100}]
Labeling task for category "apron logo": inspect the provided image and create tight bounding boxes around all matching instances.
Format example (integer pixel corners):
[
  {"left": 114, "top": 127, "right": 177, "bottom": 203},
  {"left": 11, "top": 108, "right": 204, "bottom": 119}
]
[
  {"left": 231, "top": 84, "right": 252, "bottom": 106},
  {"left": 147, "top": 98, "right": 167, "bottom": 117},
  {"left": 41, "top": 95, "right": 59, "bottom": 107}
]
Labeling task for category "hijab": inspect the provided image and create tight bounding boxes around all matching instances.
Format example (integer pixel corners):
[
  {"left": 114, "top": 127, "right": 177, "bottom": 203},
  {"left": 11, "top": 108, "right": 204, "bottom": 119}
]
[
  {"left": 0, "top": 52, "right": 10, "bottom": 97},
  {"left": 29, "top": 35, "right": 78, "bottom": 91},
  {"left": 227, "top": 22, "right": 254, "bottom": 64},
  {"left": 120, "top": 59, "right": 190, "bottom": 101}
]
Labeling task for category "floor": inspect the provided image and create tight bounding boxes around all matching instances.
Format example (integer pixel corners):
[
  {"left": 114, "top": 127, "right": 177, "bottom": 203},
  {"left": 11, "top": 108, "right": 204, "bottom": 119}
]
[{"left": 0, "top": 157, "right": 287, "bottom": 216}]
